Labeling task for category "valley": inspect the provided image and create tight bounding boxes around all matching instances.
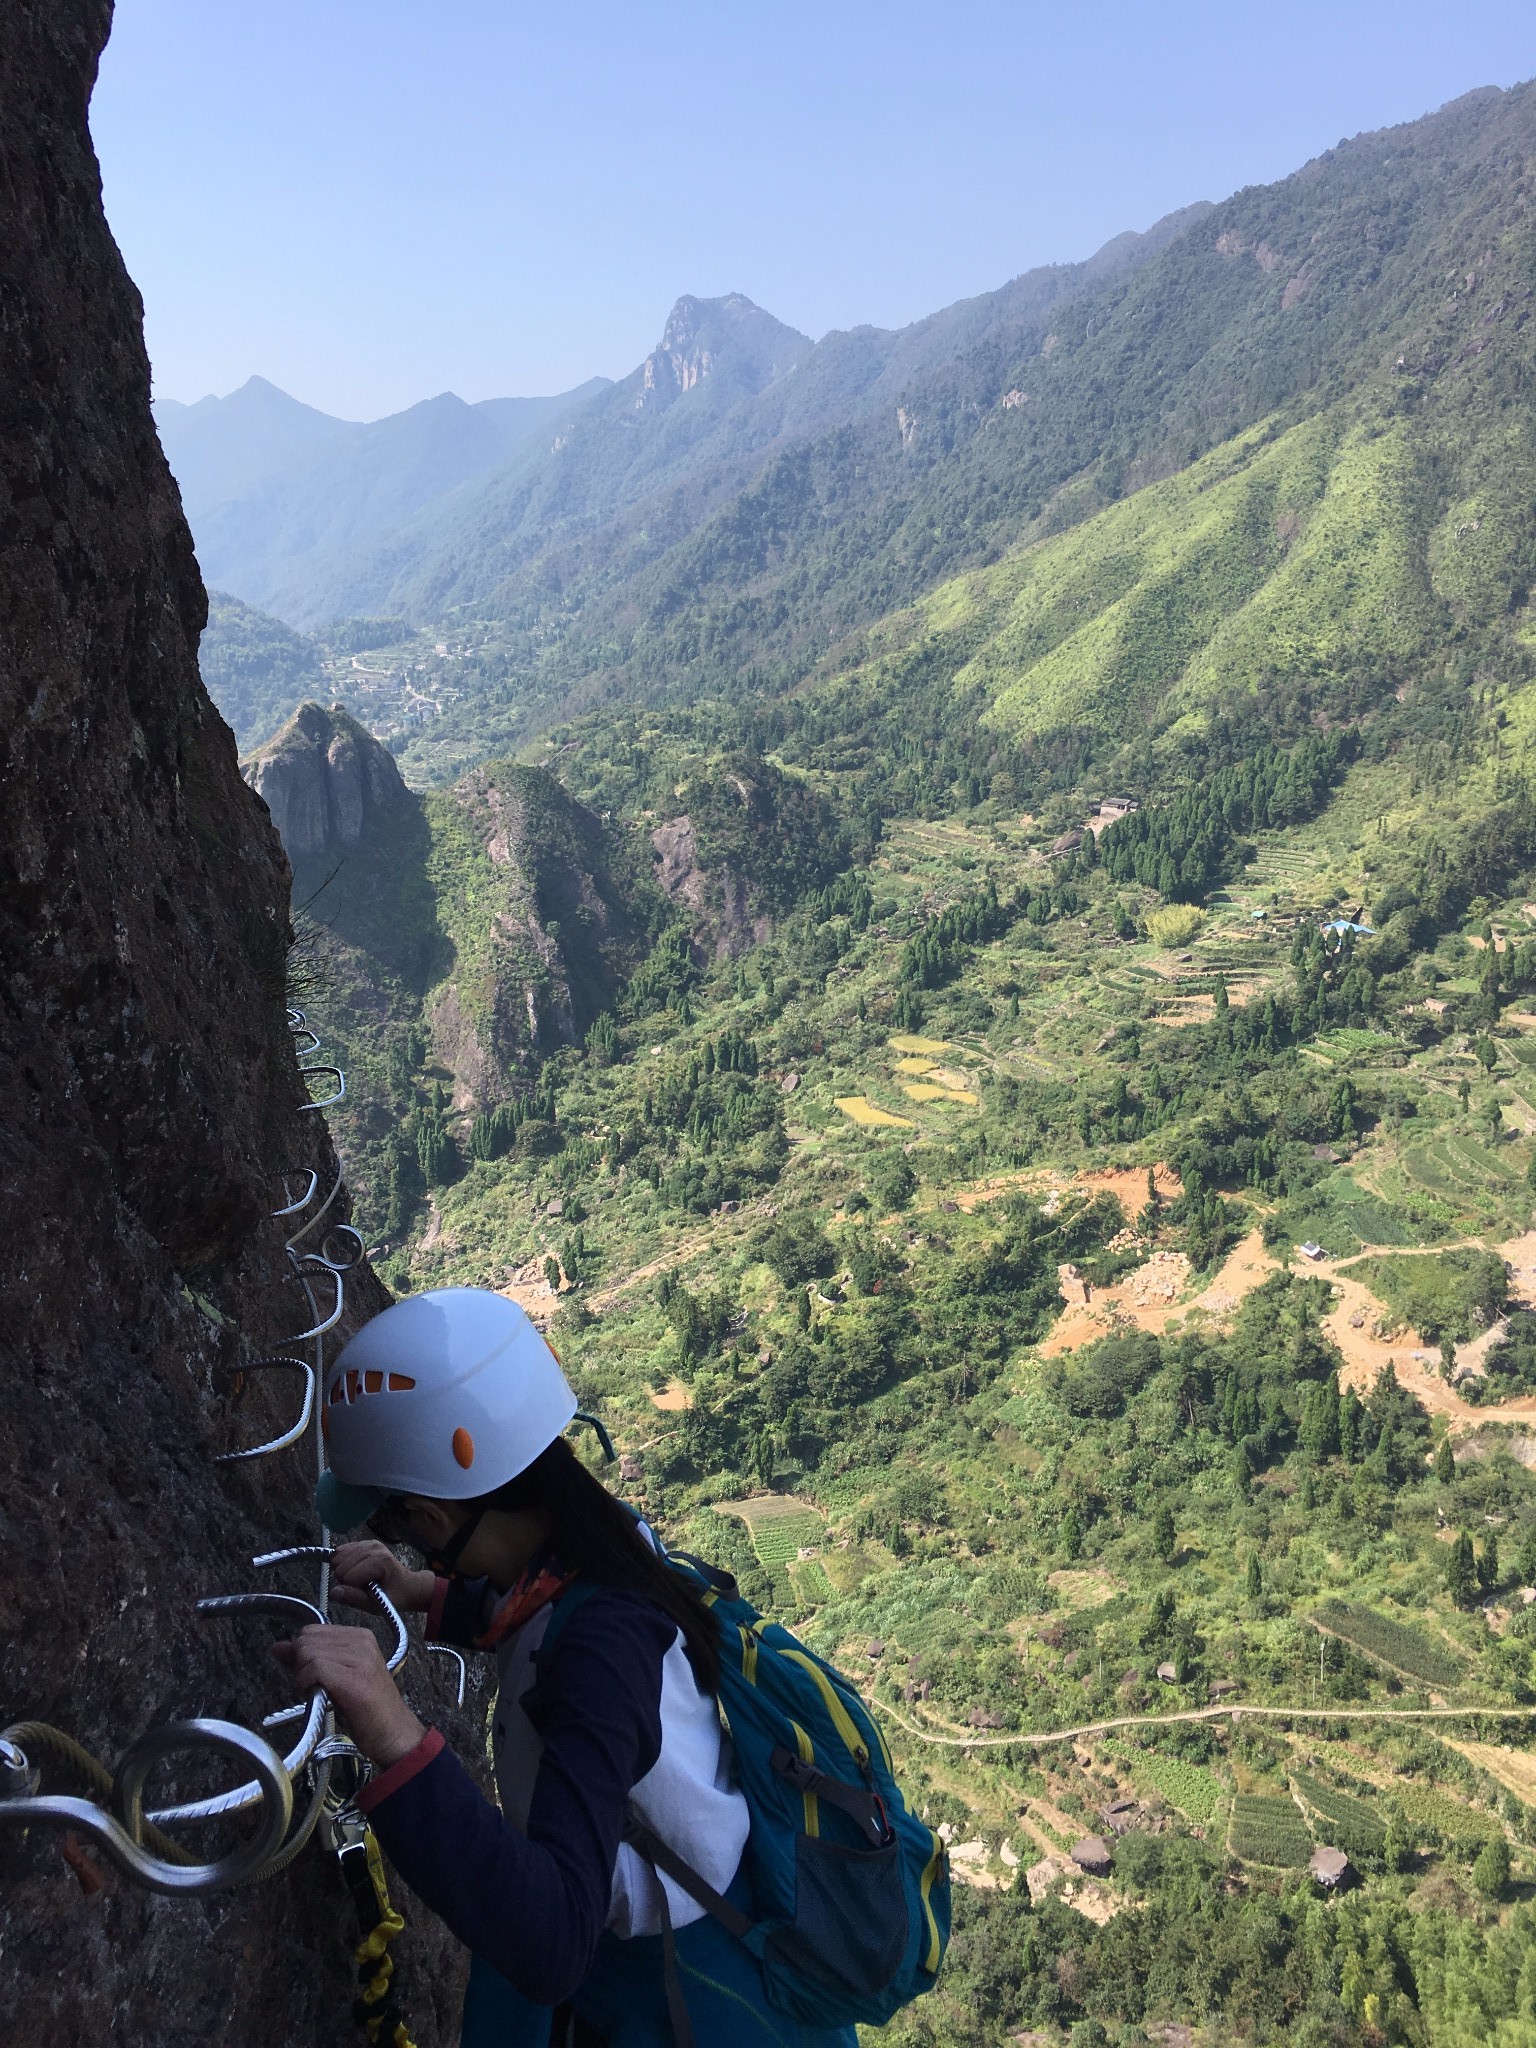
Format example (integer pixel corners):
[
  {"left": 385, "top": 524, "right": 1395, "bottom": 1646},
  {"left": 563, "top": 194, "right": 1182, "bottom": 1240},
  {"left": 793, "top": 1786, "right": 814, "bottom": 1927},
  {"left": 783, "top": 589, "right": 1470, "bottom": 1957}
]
[{"left": 187, "top": 74, "right": 1536, "bottom": 2048}]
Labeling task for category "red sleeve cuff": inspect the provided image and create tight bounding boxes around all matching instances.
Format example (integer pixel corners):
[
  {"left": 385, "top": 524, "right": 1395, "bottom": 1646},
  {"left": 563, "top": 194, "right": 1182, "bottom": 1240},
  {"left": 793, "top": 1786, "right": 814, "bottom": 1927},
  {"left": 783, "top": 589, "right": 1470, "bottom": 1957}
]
[
  {"left": 357, "top": 1726, "right": 445, "bottom": 1813},
  {"left": 425, "top": 1575, "right": 449, "bottom": 1641}
]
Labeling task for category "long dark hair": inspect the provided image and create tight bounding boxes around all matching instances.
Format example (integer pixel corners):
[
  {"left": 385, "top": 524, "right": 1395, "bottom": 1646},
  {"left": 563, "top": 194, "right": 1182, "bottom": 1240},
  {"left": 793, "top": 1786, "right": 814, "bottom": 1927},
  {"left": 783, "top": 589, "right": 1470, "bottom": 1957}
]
[{"left": 483, "top": 1439, "right": 722, "bottom": 1693}]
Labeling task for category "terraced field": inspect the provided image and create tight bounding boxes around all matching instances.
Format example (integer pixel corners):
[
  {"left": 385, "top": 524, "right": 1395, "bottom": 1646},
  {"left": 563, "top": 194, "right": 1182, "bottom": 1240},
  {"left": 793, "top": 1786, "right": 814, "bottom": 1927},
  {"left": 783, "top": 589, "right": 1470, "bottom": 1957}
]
[
  {"left": 1313, "top": 1601, "right": 1466, "bottom": 1689},
  {"left": 1290, "top": 1771, "right": 1386, "bottom": 1855},
  {"left": 1228, "top": 1793, "right": 1314, "bottom": 1868}
]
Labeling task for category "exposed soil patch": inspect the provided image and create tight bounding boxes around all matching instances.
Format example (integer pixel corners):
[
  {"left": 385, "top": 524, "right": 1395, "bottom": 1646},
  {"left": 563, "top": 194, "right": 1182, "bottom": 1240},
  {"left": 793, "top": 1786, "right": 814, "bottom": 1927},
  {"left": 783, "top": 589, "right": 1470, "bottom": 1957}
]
[
  {"left": 499, "top": 1253, "right": 560, "bottom": 1328},
  {"left": 1082, "top": 1163, "right": 1184, "bottom": 1219},
  {"left": 1042, "top": 1229, "right": 1276, "bottom": 1356},
  {"left": 1324, "top": 1231, "right": 1536, "bottom": 1431}
]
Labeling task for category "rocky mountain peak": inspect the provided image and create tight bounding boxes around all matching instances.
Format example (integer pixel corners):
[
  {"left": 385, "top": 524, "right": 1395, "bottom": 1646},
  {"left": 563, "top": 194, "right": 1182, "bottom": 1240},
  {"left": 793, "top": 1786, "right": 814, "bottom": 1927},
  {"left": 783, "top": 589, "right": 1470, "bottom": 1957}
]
[
  {"left": 636, "top": 292, "right": 814, "bottom": 412},
  {"left": 243, "top": 700, "right": 411, "bottom": 861}
]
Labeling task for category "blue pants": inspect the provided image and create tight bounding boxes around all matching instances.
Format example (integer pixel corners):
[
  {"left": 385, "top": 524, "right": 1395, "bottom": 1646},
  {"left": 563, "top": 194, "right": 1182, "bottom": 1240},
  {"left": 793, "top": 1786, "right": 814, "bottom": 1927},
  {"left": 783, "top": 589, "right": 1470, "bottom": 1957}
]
[{"left": 459, "top": 1902, "right": 857, "bottom": 2048}]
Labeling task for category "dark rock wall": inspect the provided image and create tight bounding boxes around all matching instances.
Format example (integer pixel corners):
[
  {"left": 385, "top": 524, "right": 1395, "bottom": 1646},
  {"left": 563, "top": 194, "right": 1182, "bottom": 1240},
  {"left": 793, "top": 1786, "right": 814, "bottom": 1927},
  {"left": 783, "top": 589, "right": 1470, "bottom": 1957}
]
[{"left": 0, "top": 7, "right": 465, "bottom": 2042}]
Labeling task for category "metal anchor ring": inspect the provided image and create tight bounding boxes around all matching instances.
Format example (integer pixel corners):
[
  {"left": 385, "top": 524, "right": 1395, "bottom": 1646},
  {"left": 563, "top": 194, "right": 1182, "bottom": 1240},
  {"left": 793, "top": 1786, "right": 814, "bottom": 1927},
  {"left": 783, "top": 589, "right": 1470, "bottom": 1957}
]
[{"left": 0, "top": 1719, "right": 292, "bottom": 1895}]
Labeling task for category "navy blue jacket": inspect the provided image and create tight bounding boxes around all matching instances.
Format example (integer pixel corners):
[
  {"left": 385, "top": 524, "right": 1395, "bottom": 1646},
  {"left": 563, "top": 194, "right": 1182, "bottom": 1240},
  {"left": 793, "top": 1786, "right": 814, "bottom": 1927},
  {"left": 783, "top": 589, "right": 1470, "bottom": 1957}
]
[{"left": 359, "top": 1583, "right": 676, "bottom": 2006}]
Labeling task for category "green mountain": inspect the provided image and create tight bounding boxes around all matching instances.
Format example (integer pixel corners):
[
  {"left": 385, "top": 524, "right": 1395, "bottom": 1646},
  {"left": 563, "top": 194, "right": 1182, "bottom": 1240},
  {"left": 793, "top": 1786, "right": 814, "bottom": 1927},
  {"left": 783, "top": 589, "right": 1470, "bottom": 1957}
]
[
  {"left": 239, "top": 78, "right": 1536, "bottom": 2048},
  {"left": 198, "top": 590, "right": 331, "bottom": 750},
  {"left": 382, "top": 83, "right": 1536, "bottom": 785}
]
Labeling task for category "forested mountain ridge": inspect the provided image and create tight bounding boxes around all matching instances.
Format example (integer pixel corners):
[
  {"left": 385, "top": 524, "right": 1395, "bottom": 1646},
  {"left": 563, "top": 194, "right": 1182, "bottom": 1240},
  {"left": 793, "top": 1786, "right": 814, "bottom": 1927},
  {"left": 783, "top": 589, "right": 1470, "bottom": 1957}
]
[{"left": 331, "top": 81, "right": 1536, "bottom": 788}]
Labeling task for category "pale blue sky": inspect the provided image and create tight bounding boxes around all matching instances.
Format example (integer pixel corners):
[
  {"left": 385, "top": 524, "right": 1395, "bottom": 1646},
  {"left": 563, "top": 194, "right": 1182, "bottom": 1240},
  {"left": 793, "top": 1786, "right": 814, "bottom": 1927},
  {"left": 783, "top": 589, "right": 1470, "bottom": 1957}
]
[{"left": 91, "top": 1, "right": 1536, "bottom": 421}]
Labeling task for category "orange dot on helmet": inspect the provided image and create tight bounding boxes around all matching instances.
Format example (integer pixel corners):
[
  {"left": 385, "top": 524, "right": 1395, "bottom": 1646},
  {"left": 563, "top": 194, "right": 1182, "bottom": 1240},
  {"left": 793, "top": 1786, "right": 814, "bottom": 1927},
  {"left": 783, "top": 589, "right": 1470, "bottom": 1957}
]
[{"left": 452, "top": 1427, "right": 475, "bottom": 1470}]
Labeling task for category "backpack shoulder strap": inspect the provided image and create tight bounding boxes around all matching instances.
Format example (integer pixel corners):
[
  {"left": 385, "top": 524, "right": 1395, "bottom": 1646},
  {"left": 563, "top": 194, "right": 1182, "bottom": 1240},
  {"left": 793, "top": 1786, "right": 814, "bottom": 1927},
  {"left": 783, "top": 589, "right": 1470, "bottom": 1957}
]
[
  {"left": 621, "top": 1809, "right": 755, "bottom": 1944},
  {"left": 530, "top": 1575, "right": 600, "bottom": 1661}
]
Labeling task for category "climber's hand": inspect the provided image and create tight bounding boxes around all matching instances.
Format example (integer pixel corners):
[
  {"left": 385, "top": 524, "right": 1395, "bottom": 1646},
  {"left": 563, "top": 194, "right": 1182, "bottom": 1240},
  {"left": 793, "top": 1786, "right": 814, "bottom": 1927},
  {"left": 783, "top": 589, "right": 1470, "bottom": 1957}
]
[
  {"left": 330, "top": 1539, "right": 435, "bottom": 1615},
  {"left": 274, "top": 1625, "right": 426, "bottom": 1768}
]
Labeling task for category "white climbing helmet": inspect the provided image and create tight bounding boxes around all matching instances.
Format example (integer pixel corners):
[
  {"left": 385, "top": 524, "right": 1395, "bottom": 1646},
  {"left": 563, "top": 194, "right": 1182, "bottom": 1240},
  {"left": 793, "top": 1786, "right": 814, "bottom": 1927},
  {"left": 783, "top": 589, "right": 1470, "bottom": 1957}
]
[{"left": 317, "top": 1288, "right": 576, "bottom": 1529}]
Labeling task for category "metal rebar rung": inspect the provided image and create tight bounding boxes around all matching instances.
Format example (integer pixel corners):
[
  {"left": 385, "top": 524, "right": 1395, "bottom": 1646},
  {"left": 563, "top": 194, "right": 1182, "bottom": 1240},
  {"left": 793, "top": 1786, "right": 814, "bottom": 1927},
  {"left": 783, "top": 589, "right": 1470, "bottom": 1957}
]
[
  {"left": 214, "top": 1357, "right": 315, "bottom": 1464},
  {"left": 297, "top": 1066, "right": 345, "bottom": 1112},
  {"left": 271, "top": 1169, "right": 320, "bottom": 1219},
  {"left": 252, "top": 1549, "right": 409, "bottom": 1671},
  {"left": 428, "top": 1645, "right": 467, "bottom": 1706},
  {"left": 275, "top": 1262, "right": 344, "bottom": 1344},
  {"left": 144, "top": 1595, "right": 330, "bottom": 1825},
  {"left": 0, "top": 1719, "right": 292, "bottom": 1895}
]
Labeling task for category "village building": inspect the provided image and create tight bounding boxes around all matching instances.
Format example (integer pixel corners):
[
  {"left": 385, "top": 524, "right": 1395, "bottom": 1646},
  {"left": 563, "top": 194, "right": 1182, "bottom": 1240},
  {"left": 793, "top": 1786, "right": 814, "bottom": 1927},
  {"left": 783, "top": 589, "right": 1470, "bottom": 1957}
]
[
  {"left": 1098, "top": 1799, "right": 1141, "bottom": 1836},
  {"left": 1309, "top": 1847, "right": 1352, "bottom": 1890},
  {"left": 1071, "top": 1835, "right": 1114, "bottom": 1877}
]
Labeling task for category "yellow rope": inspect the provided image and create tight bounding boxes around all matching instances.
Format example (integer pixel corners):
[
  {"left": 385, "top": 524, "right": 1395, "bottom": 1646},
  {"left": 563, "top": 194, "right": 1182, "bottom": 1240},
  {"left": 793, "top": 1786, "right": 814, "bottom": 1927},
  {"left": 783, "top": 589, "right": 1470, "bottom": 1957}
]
[{"left": 350, "top": 1829, "right": 418, "bottom": 2048}]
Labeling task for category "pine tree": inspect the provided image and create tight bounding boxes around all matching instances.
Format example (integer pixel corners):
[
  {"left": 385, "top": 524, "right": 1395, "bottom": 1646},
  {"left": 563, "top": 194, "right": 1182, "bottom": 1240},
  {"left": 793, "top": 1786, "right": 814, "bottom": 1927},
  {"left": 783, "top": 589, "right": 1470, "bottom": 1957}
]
[
  {"left": 1339, "top": 1387, "right": 1364, "bottom": 1462},
  {"left": 1151, "top": 1502, "right": 1176, "bottom": 1564},
  {"left": 1300, "top": 1381, "right": 1341, "bottom": 1464},
  {"left": 1518, "top": 1525, "right": 1536, "bottom": 1589},
  {"left": 1447, "top": 1530, "right": 1478, "bottom": 1608},
  {"left": 1478, "top": 1531, "right": 1499, "bottom": 1593},
  {"left": 1472, "top": 1835, "right": 1511, "bottom": 1900},
  {"left": 1245, "top": 1553, "right": 1263, "bottom": 1600},
  {"left": 1434, "top": 1435, "right": 1455, "bottom": 1484}
]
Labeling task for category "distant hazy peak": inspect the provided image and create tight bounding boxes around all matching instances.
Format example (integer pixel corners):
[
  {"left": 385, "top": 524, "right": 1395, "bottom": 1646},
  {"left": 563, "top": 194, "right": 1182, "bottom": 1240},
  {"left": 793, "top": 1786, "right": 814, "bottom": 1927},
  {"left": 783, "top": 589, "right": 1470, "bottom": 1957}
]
[{"left": 635, "top": 291, "right": 814, "bottom": 411}]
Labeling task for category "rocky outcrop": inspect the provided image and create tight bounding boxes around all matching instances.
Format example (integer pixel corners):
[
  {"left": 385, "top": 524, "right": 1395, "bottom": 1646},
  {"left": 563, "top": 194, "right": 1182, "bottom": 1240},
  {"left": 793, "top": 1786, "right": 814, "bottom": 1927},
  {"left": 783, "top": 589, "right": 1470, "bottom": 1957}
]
[
  {"left": 0, "top": 10, "right": 462, "bottom": 2042},
  {"left": 650, "top": 814, "right": 771, "bottom": 960},
  {"left": 428, "top": 764, "right": 639, "bottom": 1102},
  {"left": 243, "top": 700, "right": 412, "bottom": 861}
]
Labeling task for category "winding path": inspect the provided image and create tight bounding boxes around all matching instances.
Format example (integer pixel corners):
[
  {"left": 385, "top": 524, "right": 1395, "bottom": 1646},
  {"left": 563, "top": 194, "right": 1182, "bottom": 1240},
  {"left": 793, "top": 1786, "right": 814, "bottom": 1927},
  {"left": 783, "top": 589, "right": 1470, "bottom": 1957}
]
[{"left": 865, "top": 1693, "right": 1536, "bottom": 1751}]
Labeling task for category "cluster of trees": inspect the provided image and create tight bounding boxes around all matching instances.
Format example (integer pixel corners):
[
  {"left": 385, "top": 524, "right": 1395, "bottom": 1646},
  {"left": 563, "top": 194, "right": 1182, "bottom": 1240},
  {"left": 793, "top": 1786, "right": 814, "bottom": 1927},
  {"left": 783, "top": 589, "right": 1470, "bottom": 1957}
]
[
  {"left": 899, "top": 879, "right": 1010, "bottom": 989},
  {"left": 667, "top": 1192, "right": 1131, "bottom": 1483},
  {"left": 1098, "top": 735, "right": 1347, "bottom": 902},
  {"left": 467, "top": 1078, "right": 560, "bottom": 1163}
]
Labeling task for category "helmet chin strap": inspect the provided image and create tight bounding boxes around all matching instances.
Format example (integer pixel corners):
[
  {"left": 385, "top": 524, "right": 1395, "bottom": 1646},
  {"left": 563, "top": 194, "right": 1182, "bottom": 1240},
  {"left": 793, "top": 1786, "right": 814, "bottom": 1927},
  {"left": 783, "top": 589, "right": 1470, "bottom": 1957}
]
[
  {"left": 573, "top": 1410, "right": 616, "bottom": 1463},
  {"left": 424, "top": 1508, "right": 487, "bottom": 1578},
  {"left": 425, "top": 1413, "right": 616, "bottom": 1575}
]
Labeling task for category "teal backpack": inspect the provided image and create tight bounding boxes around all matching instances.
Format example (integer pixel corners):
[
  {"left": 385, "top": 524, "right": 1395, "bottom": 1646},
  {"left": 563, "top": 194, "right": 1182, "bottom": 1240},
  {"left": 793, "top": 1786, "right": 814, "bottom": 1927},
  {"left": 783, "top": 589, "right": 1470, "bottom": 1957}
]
[{"left": 543, "top": 1550, "right": 950, "bottom": 2033}]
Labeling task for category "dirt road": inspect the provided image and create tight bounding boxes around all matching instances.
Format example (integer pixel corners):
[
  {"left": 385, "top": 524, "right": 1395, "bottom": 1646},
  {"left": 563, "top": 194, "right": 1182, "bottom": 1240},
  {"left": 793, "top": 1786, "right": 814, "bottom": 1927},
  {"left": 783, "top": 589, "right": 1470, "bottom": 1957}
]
[{"left": 866, "top": 1692, "right": 1536, "bottom": 1751}]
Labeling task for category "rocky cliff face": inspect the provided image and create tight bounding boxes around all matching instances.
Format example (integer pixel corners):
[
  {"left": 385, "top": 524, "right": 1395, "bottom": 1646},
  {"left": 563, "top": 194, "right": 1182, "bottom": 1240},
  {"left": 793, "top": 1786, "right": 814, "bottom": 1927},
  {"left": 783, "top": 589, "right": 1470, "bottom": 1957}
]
[
  {"left": 0, "top": 10, "right": 462, "bottom": 2043},
  {"left": 244, "top": 700, "right": 414, "bottom": 861},
  {"left": 428, "top": 764, "right": 641, "bottom": 1104}
]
